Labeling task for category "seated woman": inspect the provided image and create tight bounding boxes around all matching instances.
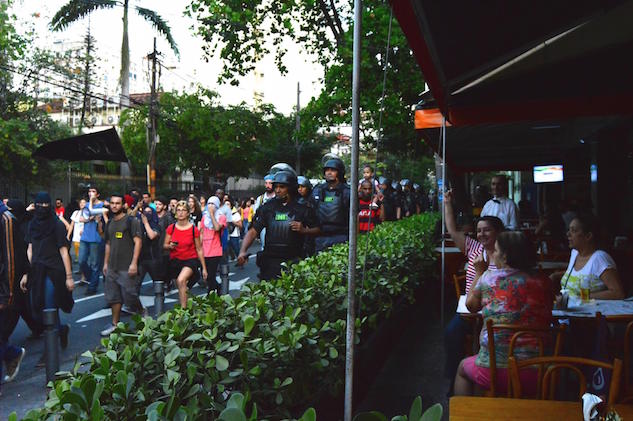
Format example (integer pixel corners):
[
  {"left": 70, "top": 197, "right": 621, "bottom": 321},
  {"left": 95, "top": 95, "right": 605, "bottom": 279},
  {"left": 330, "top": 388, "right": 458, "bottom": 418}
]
[
  {"left": 454, "top": 231, "right": 553, "bottom": 396},
  {"left": 552, "top": 212, "right": 624, "bottom": 300},
  {"left": 443, "top": 189, "right": 505, "bottom": 395}
]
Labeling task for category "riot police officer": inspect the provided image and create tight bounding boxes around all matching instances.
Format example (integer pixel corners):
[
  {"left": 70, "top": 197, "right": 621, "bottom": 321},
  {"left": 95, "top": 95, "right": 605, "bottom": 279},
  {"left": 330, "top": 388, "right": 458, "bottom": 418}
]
[
  {"left": 312, "top": 157, "right": 351, "bottom": 252},
  {"left": 237, "top": 168, "right": 319, "bottom": 280},
  {"left": 400, "top": 179, "right": 419, "bottom": 217},
  {"left": 297, "top": 176, "right": 316, "bottom": 256},
  {"left": 379, "top": 177, "right": 400, "bottom": 221}
]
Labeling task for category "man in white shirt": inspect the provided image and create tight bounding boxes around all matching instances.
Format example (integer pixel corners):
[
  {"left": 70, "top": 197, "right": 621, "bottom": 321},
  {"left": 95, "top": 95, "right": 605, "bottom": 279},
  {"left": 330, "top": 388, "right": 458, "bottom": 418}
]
[{"left": 480, "top": 175, "right": 519, "bottom": 230}]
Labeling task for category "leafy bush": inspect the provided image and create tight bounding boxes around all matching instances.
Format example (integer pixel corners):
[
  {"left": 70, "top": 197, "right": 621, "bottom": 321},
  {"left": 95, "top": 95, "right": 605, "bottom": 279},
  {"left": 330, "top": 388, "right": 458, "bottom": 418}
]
[{"left": 18, "top": 213, "right": 439, "bottom": 420}]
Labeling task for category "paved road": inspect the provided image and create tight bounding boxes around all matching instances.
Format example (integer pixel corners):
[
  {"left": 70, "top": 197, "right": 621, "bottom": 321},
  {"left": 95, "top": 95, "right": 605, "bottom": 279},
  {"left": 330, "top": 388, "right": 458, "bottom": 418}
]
[{"left": 0, "top": 244, "right": 262, "bottom": 418}]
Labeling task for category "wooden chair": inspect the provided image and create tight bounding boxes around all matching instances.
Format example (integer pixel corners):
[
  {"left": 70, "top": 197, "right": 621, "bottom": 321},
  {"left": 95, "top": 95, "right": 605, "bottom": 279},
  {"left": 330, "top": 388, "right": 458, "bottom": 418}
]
[
  {"left": 508, "top": 356, "right": 623, "bottom": 407},
  {"left": 486, "top": 319, "right": 566, "bottom": 397},
  {"left": 452, "top": 273, "right": 466, "bottom": 301},
  {"left": 623, "top": 320, "right": 633, "bottom": 402}
]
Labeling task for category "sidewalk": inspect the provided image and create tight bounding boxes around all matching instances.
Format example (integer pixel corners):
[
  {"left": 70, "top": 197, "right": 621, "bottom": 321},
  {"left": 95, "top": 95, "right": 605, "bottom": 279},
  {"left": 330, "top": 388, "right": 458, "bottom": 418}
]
[{"left": 356, "top": 289, "right": 452, "bottom": 420}]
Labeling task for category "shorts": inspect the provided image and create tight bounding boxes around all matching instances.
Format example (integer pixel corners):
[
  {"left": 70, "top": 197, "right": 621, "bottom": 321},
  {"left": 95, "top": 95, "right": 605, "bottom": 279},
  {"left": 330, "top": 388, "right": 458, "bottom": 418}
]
[
  {"left": 462, "top": 355, "right": 538, "bottom": 395},
  {"left": 104, "top": 270, "right": 141, "bottom": 309},
  {"left": 169, "top": 258, "right": 201, "bottom": 288}
]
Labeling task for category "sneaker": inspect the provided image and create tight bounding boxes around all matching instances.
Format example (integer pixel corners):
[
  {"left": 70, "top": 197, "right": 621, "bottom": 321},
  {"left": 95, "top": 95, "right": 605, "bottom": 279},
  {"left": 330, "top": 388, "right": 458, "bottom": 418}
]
[
  {"left": 121, "top": 305, "right": 134, "bottom": 315},
  {"left": 60, "top": 324, "right": 70, "bottom": 350},
  {"left": 100, "top": 324, "right": 116, "bottom": 337},
  {"left": 3, "top": 348, "right": 25, "bottom": 382}
]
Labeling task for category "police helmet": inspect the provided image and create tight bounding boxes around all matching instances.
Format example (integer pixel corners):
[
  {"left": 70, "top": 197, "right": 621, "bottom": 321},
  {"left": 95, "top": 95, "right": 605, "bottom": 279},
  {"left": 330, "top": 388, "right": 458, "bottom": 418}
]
[
  {"left": 264, "top": 174, "right": 274, "bottom": 182},
  {"left": 379, "top": 176, "right": 391, "bottom": 187},
  {"left": 413, "top": 183, "right": 420, "bottom": 191},
  {"left": 297, "top": 176, "right": 312, "bottom": 188},
  {"left": 323, "top": 157, "right": 346, "bottom": 178},
  {"left": 391, "top": 181, "right": 399, "bottom": 190},
  {"left": 270, "top": 163, "right": 297, "bottom": 177},
  {"left": 400, "top": 179, "right": 412, "bottom": 187},
  {"left": 273, "top": 170, "right": 298, "bottom": 188}
]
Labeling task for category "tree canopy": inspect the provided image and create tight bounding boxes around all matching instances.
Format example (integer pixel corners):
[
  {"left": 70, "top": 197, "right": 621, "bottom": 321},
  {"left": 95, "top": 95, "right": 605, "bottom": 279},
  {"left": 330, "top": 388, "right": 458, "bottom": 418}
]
[{"left": 120, "top": 90, "right": 334, "bottom": 189}]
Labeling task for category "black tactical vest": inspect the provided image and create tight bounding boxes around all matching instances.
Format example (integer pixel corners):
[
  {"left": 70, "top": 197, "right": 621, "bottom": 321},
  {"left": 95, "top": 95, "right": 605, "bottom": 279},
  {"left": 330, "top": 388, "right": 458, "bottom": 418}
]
[{"left": 313, "top": 183, "right": 350, "bottom": 234}]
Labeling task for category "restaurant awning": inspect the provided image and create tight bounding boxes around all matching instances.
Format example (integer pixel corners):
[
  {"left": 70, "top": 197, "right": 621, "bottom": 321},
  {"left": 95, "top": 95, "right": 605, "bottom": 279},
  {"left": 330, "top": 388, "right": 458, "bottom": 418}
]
[
  {"left": 33, "top": 127, "right": 128, "bottom": 162},
  {"left": 392, "top": 0, "right": 633, "bottom": 125}
]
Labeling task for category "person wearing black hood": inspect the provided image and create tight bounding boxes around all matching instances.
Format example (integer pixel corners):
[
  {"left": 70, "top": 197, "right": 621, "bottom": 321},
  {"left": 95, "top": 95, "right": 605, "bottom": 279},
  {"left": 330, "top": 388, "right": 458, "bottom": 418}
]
[
  {"left": 22, "top": 192, "right": 74, "bottom": 353},
  {"left": 0, "top": 196, "right": 27, "bottom": 385}
]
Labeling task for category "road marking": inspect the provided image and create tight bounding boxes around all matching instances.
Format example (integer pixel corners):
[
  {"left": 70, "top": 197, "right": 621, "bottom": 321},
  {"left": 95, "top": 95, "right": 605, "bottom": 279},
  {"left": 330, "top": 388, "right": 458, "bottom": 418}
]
[
  {"left": 75, "top": 295, "right": 177, "bottom": 323},
  {"left": 74, "top": 279, "right": 154, "bottom": 303}
]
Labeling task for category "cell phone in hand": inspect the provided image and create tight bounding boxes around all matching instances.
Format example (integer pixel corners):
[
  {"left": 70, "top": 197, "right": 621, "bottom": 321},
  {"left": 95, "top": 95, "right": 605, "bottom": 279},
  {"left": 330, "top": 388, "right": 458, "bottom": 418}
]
[{"left": 171, "top": 241, "right": 179, "bottom": 246}]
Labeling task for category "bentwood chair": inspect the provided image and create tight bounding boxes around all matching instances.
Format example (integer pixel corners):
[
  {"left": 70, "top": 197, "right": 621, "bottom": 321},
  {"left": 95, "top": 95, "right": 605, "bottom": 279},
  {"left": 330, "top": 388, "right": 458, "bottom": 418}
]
[
  {"left": 486, "top": 319, "right": 566, "bottom": 397},
  {"left": 508, "top": 356, "right": 623, "bottom": 407},
  {"left": 452, "top": 273, "right": 466, "bottom": 301},
  {"left": 623, "top": 320, "right": 633, "bottom": 402},
  {"left": 593, "top": 313, "right": 633, "bottom": 402}
]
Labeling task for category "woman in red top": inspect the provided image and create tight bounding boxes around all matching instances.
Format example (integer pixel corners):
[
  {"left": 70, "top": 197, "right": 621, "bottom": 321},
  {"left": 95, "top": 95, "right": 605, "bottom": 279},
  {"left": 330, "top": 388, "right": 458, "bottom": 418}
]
[{"left": 163, "top": 200, "right": 207, "bottom": 308}]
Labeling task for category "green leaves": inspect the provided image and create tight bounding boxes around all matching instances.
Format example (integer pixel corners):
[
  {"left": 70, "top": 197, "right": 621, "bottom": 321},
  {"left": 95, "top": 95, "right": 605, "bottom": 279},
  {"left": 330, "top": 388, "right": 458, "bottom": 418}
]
[{"left": 29, "top": 214, "right": 439, "bottom": 420}]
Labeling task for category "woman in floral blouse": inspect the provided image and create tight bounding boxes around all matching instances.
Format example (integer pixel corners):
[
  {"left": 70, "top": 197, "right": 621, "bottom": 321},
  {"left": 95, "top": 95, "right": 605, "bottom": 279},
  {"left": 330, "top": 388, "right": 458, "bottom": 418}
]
[{"left": 454, "top": 231, "right": 553, "bottom": 396}]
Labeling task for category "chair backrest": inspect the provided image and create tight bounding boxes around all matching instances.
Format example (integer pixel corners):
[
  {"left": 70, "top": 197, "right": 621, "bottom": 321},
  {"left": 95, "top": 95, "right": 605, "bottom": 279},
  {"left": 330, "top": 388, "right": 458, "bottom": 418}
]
[
  {"left": 508, "top": 356, "right": 623, "bottom": 406},
  {"left": 596, "top": 313, "right": 633, "bottom": 401},
  {"left": 453, "top": 273, "right": 466, "bottom": 301},
  {"left": 486, "top": 319, "right": 566, "bottom": 397}
]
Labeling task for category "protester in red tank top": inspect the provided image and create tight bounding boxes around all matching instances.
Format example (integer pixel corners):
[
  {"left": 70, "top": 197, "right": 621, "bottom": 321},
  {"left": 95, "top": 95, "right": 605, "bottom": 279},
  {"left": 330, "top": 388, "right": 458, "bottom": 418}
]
[
  {"left": 358, "top": 180, "right": 382, "bottom": 233},
  {"left": 164, "top": 200, "right": 207, "bottom": 308}
]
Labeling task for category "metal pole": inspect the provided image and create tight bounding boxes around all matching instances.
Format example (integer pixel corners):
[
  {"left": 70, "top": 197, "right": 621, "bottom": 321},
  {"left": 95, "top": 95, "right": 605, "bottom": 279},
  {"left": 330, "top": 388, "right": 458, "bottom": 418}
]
[
  {"left": 295, "top": 82, "right": 301, "bottom": 174},
  {"left": 344, "top": 0, "right": 362, "bottom": 418},
  {"left": 441, "top": 117, "right": 447, "bottom": 328},
  {"left": 148, "top": 37, "right": 158, "bottom": 199},
  {"left": 43, "top": 309, "right": 59, "bottom": 382},
  {"left": 220, "top": 263, "right": 229, "bottom": 295},
  {"left": 153, "top": 280, "right": 164, "bottom": 316}
]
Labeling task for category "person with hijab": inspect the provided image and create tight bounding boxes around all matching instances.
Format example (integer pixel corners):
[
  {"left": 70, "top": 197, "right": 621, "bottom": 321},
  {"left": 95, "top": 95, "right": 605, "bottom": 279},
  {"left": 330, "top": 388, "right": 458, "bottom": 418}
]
[
  {"left": 200, "top": 196, "right": 226, "bottom": 294},
  {"left": 22, "top": 192, "right": 74, "bottom": 354}
]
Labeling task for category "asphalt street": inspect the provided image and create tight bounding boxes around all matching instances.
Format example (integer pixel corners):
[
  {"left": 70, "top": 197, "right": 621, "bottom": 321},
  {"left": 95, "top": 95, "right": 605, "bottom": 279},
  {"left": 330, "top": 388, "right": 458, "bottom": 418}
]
[{"left": 0, "top": 243, "right": 262, "bottom": 418}]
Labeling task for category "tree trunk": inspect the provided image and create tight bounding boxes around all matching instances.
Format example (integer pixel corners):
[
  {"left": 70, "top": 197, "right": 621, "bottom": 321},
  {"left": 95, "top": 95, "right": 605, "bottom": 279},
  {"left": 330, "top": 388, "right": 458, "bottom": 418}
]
[{"left": 120, "top": 0, "right": 130, "bottom": 108}]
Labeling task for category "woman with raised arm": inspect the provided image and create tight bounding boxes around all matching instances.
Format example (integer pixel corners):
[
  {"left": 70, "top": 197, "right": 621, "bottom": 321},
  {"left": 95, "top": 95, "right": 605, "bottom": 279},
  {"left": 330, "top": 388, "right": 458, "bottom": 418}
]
[{"left": 443, "top": 189, "right": 505, "bottom": 396}]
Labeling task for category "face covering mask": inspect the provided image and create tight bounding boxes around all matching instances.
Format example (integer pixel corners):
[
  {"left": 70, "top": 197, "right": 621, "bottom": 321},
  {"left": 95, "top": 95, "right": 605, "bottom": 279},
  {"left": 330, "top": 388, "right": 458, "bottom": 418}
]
[{"left": 35, "top": 205, "right": 50, "bottom": 219}]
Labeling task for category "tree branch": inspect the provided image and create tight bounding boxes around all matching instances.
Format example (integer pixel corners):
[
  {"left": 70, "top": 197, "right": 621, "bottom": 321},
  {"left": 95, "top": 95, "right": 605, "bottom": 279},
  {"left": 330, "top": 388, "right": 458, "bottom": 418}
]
[
  {"left": 316, "top": 0, "right": 341, "bottom": 47},
  {"left": 329, "top": 0, "right": 344, "bottom": 40}
]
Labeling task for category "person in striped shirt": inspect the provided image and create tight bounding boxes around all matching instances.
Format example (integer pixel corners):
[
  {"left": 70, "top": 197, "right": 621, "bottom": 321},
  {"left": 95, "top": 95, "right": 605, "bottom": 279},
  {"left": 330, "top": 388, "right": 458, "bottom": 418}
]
[{"left": 443, "top": 189, "right": 504, "bottom": 396}]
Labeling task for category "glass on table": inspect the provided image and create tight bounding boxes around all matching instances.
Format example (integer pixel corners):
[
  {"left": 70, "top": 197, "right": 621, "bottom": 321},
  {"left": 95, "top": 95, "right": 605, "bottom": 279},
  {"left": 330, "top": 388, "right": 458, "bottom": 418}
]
[{"left": 579, "top": 275, "right": 591, "bottom": 303}]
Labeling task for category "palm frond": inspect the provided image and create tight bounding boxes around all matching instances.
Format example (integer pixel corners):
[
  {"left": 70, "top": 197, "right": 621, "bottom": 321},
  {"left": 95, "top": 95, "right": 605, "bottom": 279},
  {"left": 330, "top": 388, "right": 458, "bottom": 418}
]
[
  {"left": 135, "top": 6, "right": 180, "bottom": 57},
  {"left": 50, "top": 0, "right": 119, "bottom": 31}
]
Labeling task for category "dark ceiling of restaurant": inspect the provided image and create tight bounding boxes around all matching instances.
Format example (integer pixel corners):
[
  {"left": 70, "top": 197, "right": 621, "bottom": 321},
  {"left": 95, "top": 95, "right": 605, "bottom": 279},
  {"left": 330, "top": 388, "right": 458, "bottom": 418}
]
[
  {"left": 393, "top": 0, "right": 633, "bottom": 125},
  {"left": 418, "top": 116, "right": 627, "bottom": 171}
]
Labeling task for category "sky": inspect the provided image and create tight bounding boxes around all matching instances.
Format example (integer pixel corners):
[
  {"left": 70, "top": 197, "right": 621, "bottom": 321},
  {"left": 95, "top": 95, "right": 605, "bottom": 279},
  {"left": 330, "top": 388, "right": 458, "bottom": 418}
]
[{"left": 9, "top": 0, "right": 325, "bottom": 114}]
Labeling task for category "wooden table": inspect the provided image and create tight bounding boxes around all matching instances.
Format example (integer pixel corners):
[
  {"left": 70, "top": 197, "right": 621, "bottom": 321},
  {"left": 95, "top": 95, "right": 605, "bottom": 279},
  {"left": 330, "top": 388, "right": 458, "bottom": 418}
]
[{"left": 450, "top": 396, "right": 633, "bottom": 420}]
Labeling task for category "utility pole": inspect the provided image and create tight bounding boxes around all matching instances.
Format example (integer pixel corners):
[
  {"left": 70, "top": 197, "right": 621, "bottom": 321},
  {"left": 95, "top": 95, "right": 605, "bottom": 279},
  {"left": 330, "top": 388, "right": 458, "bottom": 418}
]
[
  {"left": 295, "top": 82, "right": 301, "bottom": 174},
  {"left": 147, "top": 38, "right": 159, "bottom": 199}
]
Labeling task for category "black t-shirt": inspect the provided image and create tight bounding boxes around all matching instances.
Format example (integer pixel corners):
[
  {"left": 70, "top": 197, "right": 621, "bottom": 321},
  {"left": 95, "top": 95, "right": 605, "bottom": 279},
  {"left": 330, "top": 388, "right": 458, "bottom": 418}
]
[
  {"left": 252, "top": 198, "right": 319, "bottom": 258},
  {"left": 27, "top": 219, "right": 69, "bottom": 270},
  {"left": 105, "top": 215, "right": 142, "bottom": 271}
]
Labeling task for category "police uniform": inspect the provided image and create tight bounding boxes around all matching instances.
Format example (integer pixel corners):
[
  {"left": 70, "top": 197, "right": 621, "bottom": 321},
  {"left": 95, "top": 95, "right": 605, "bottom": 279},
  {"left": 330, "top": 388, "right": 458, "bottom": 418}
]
[
  {"left": 252, "top": 197, "right": 318, "bottom": 280},
  {"left": 312, "top": 182, "right": 350, "bottom": 251}
]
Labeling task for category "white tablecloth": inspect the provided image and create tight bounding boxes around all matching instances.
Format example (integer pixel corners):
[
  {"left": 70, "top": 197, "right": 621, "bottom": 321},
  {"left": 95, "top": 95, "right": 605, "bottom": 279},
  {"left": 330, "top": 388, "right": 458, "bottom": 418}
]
[{"left": 456, "top": 295, "right": 633, "bottom": 318}]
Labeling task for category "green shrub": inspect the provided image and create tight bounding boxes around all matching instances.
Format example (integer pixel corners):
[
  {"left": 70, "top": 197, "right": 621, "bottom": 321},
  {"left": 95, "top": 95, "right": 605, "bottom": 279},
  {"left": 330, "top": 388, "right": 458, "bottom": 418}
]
[{"left": 19, "top": 213, "right": 439, "bottom": 420}]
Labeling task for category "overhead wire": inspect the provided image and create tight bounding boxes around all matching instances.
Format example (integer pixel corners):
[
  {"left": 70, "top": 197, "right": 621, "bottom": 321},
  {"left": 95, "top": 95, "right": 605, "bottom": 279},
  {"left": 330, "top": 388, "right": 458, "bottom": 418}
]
[{"left": 357, "top": 6, "right": 393, "bottom": 319}]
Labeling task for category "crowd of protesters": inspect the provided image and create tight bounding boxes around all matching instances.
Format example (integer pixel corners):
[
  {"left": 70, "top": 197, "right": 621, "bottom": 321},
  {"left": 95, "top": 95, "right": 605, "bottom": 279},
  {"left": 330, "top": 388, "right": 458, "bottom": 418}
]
[{"left": 0, "top": 156, "right": 430, "bottom": 390}]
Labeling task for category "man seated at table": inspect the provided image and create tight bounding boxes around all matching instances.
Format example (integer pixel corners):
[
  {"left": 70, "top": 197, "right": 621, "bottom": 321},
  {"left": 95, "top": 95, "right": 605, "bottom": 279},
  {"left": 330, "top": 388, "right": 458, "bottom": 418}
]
[
  {"left": 454, "top": 232, "right": 553, "bottom": 396},
  {"left": 551, "top": 212, "right": 624, "bottom": 301},
  {"left": 443, "top": 189, "right": 504, "bottom": 395},
  {"left": 481, "top": 175, "right": 519, "bottom": 230}
]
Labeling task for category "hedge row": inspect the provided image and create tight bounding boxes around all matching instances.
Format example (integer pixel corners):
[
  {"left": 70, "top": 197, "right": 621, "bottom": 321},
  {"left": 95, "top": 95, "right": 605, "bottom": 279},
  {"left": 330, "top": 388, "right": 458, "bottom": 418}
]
[{"left": 19, "top": 213, "right": 439, "bottom": 420}]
